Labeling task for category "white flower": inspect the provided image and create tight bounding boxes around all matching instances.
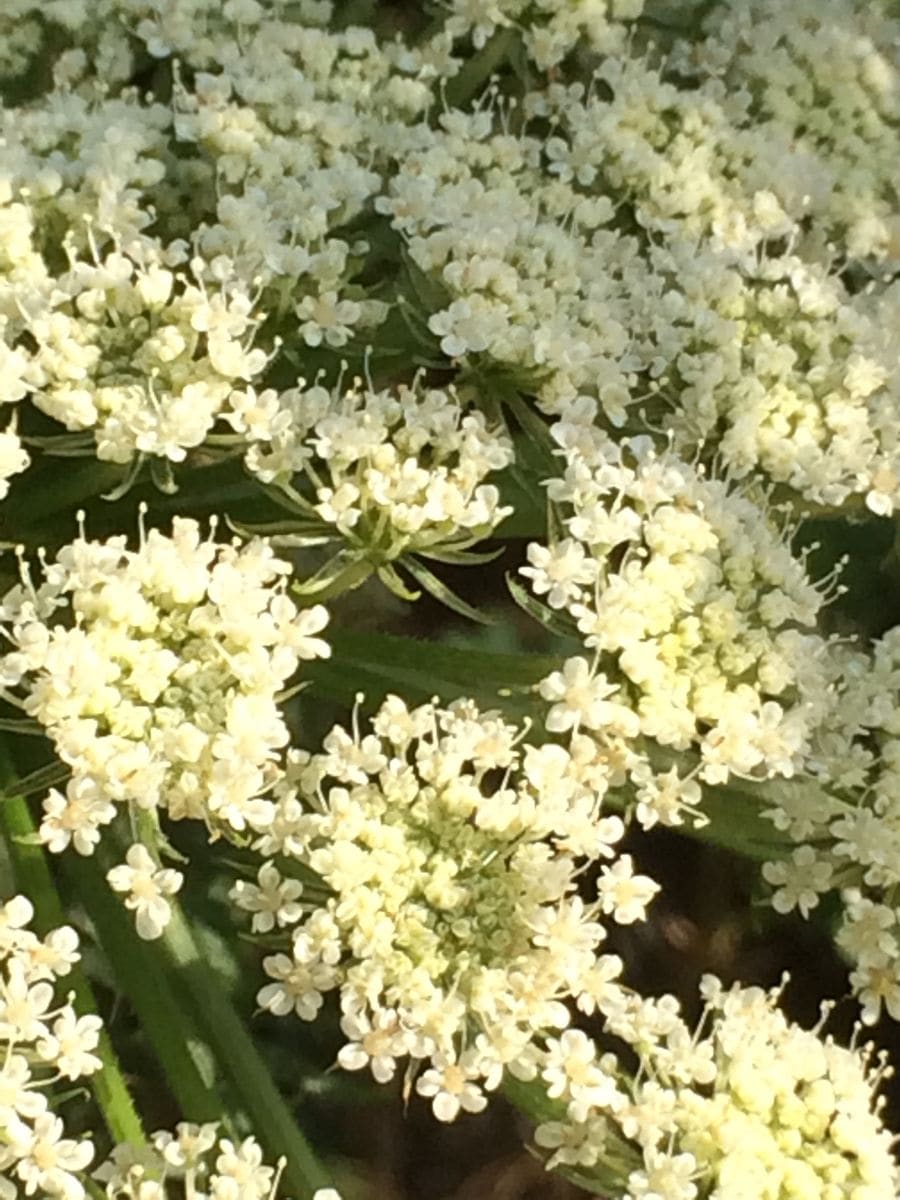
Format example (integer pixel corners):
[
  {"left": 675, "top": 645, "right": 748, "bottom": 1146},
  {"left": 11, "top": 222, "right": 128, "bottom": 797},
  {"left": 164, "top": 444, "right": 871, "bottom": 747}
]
[
  {"left": 10, "top": 1112, "right": 94, "bottom": 1200},
  {"left": 106, "top": 844, "right": 183, "bottom": 940},
  {"left": 540, "top": 658, "right": 633, "bottom": 735},
  {"left": 596, "top": 855, "right": 660, "bottom": 925},
  {"left": 337, "top": 1008, "right": 409, "bottom": 1083},
  {"left": 521, "top": 539, "right": 598, "bottom": 609},
  {"left": 230, "top": 863, "right": 304, "bottom": 934},
  {"left": 36, "top": 1010, "right": 102, "bottom": 1079},
  {"left": 762, "top": 846, "right": 834, "bottom": 917},
  {"left": 415, "top": 1052, "right": 488, "bottom": 1122}
]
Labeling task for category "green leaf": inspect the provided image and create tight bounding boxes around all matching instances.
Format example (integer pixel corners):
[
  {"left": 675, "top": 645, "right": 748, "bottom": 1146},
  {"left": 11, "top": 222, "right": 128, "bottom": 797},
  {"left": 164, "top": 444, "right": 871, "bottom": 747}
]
[
  {"left": 0, "top": 758, "right": 69, "bottom": 800},
  {"left": 375, "top": 561, "right": 421, "bottom": 601},
  {"left": 293, "top": 551, "right": 374, "bottom": 602},
  {"left": 307, "top": 628, "right": 555, "bottom": 707},
  {"left": 4, "top": 459, "right": 124, "bottom": 531},
  {"left": 416, "top": 544, "right": 506, "bottom": 566},
  {"left": 690, "top": 779, "right": 805, "bottom": 862},
  {"left": 444, "top": 26, "right": 520, "bottom": 107}
]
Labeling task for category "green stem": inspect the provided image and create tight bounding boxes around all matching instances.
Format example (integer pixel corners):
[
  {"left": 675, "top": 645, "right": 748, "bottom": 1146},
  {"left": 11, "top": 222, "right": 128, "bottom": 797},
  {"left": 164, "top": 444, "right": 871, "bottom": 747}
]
[
  {"left": 0, "top": 750, "right": 145, "bottom": 1148},
  {"left": 158, "top": 898, "right": 333, "bottom": 1197},
  {"left": 64, "top": 845, "right": 236, "bottom": 1130}
]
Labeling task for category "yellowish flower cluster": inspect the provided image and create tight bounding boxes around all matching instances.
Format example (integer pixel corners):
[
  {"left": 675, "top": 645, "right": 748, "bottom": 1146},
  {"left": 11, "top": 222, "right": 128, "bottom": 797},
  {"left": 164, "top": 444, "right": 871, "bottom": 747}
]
[
  {"left": 523, "top": 434, "right": 835, "bottom": 806},
  {"left": 241, "top": 695, "right": 655, "bottom": 1120},
  {"left": 0, "top": 895, "right": 100, "bottom": 1200},
  {"left": 245, "top": 378, "right": 514, "bottom": 564},
  {"left": 536, "top": 976, "right": 898, "bottom": 1200},
  {"left": 762, "top": 629, "right": 900, "bottom": 1024},
  {"left": 95, "top": 1122, "right": 294, "bottom": 1200},
  {"left": 0, "top": 519, "right": 329, "bottom": 856}
]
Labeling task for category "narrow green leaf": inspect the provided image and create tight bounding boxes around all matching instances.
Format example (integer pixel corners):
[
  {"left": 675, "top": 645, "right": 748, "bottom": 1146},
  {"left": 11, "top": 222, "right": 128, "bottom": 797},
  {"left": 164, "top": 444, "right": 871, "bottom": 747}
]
[
  {"left": 293, "top": 551, "right": 374, "bottom": 602},
  {"left": 416, "top": 544, "right": 506, "bottom": 567},
  {"left": 444, "top": 26, "right": 519, "bottom": 107},
  {"left": 500, "top": 388, "right": 557, "bottom": 476},
  {"left": 1, "top": 758, "right": 69, "bottom": 800},
  {"left": 375, "top": 562, "right": 421, "bottom": 601},
  {"left": 506, "top": 572, "right": 582, "bottom": 641},
  {"left": 307, "top": 628, "right": 555, "bottom": 707},
  {"left": 0, "top": 718, "right": 45, "bottom": 736},
  {"left": 404, "top": 555, "right": 495, "bottom": 625}
]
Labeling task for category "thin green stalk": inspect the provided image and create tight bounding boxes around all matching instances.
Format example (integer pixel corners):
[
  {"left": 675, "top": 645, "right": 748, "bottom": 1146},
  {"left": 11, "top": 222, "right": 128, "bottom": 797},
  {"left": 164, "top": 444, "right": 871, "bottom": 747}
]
[
  {"left": 0, "top": 756, "right": 145, "bottom": 1147},
  {"left": 64, "top": 845, "right": 237, "bottom": 1131},
  {"left": 158, "top": 897, "right": 333, "bottom": 1197}
]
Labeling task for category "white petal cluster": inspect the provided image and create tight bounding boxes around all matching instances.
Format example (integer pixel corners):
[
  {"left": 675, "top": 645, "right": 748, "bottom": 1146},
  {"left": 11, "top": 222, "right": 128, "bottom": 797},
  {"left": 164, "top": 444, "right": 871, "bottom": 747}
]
[
  {"left": 535, "top": 976, "right": 898, "bottom": 1200},
  {"left": 94, "top": 1122, "right": 290, "bottom": 1200},
  {"left": 24, "top": 246, "right": 268, "bottom": 464},
  {"left": 379, "top": 107, "right": 649, "bottom": 427},
  {"left": 242, "top": 695, "right": 649, "bottom": 1119},
  {"left": 762, "top": 629, "right": 900, "bottom": 1024},
  {"left": 0, "top": 1, "right": 436, "bottom": 488},
  {"left": 245, "top": 378, "right": 514, "bottom": 560},
  {"left": 0, "top": 895, "right": 99, "bottom": 1200},
  {"left": 684, "top": 0, "right": 900, "bottom": 263},
  {"left": 0, "top": 519, "right": 330, "bottom": 848},
  {"left": 169, "top": 14, "right": 431, "bottom": 320},
  {"left": 379, "top": 2, "right": 900, "bottom": 515},
  {"left": 525, "top": 433, "right": 835, "bottom": 796}
]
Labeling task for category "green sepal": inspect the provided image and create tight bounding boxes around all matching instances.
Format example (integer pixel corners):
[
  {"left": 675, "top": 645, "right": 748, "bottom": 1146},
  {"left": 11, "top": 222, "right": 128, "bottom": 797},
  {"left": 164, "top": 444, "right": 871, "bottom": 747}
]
[
  {"left": 404, "top": 555, "right": 495, "bottom": 625},
  {"left": 506, "top": 572, "right": 581, "bottom": 641}
]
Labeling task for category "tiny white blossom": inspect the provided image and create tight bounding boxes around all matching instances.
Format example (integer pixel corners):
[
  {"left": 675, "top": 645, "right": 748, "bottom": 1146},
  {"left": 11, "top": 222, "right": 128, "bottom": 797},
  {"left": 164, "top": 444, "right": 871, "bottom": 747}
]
[{"left": 106, "top": 844, "right": 183, "bottom": 940}]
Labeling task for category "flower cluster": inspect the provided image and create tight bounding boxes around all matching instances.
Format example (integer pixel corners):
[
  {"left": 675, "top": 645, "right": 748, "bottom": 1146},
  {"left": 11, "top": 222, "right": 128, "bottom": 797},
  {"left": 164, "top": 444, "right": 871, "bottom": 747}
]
[
  {"left": 245, "top": 378, "right": 514, "bottom": 564},
  {"left": 94, "top": 1123, "right": 292, "bottom": 1200},
  {"left": 0, "top": 519, "right": 330, "bottom": 857},
  {"left": 761, "top": 628, "right": 900, "bottom": 1024},
  {"left": 0, "top": 894, "right": 100, "bottom": 1200},
  {"left": 379, "top": 2, "right": 900, "bottom": 516},
  {"left": 684, "top": 0, "right": 900, "bottom": 264},
  {"left": 239, "top": 695, "right": 657, "bottom": 1119},
  {"left": 24, "top": 245, "right": 269, "bottom": 465},
  {"left": 379, "top": 106, "right": 649, "bottom": 426},
  {"left": 535, "top": 975, "right": 898, "bottom": 1200},
  {"left": 523, "top": 434, "right": 836, "bottom": 802},
  {"left": 1, "top": 0, "right": 899, "bottom": 1195},
  {"left": 168, "top": 12, "right": 431, "bottom": 325},
  {"left": 0, "top": 1, "right": 437, "bottom": 494}
]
